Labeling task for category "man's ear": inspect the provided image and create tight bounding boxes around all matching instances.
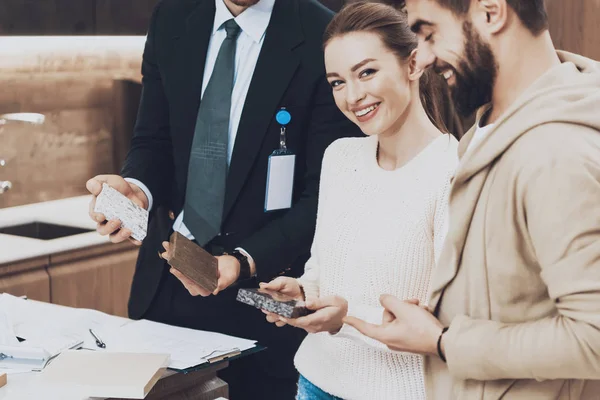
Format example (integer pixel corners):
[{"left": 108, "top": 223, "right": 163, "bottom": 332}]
[
  {"left": 408, "top": 48, "right": 425, "bottom": 81},
  {"left": 474, "top": 0, "right": 508, "bottom": 35}
]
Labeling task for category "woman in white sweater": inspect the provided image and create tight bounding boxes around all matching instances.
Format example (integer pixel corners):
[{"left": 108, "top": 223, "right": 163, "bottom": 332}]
[{"left": 261, "top": 3, "right": 459, "bottom": 399}]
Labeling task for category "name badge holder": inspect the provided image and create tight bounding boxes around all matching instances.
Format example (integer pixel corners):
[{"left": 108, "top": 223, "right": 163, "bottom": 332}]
[{"left": 264, "top": 109, "right": 296, "bottom": 212}]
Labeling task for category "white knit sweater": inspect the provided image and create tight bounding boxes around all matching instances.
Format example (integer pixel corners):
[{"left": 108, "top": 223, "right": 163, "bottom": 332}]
[{"left": 295, "top": 134, "right": 459, "bottom": 400}]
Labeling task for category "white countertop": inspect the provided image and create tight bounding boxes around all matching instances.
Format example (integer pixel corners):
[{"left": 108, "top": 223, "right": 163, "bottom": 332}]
[{"left": 0, "top": 196, "right": 110, "bottom": 265}]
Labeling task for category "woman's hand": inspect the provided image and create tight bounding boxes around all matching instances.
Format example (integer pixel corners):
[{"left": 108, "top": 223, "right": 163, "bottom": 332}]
[
  {"left": 259, "top": 277, "right": 304, "bottom": 300},
  {"left": 260, "top": 277, "right": 305, "bottom": 327},
  {"left": 266, "top": 296, "right": 348, "bottom": 334},
  {"left": 344, "top": 294, "right": 443, "bottom": 356}
]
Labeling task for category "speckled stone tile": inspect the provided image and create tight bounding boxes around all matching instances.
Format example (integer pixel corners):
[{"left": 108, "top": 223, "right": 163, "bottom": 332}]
[
  {"left": 237, "top": 288, "right": 311, "bottom": 319},
  {"left": 94, "top": 183, "right": 148, "bottom": 241}
]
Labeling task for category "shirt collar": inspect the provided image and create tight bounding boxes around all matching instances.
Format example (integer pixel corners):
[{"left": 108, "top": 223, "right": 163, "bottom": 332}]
[{"left": 212, "top": 0, "right": 275, "bottom": 44}]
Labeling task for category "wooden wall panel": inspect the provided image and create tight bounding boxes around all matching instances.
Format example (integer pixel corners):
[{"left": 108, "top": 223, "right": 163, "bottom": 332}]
[
  {"left": 0, "top": 108, "right": 116, "bottom": 209},
  {"left": 0, "top": 74, "right": 115, "bottom": 115},
  {"left": 95, "top": 0, "right": 159, "bottom": 35},
  {"left": 0, "top": 0, "right": 94, "bottom": 35},
  {"left": 547, "top": 0, "right": 600, "bottom": 61},
  {"left": 0, "top": 38, "right": 144, "bottom": 208}
]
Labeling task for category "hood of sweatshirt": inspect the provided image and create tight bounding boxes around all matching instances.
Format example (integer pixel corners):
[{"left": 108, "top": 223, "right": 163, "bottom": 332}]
[{"left": 455, "top": 50, "right": 600, "bottom": 185}]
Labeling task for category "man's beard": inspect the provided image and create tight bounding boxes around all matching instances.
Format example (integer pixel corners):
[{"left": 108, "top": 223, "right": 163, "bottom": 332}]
[{"left": 449, "top": 21, "right": 498, "bottom": 117}]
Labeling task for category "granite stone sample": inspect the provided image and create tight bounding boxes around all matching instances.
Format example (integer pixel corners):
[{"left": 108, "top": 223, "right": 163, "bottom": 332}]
[
  {"left": 166, "top": 231, "right": 218, "bottom": 292},
  {"left": 237, "top": 288, "right": 311, "bottom": 319},
  {"left": 94, "top": 183, "right": 148, "bottom": 241}
]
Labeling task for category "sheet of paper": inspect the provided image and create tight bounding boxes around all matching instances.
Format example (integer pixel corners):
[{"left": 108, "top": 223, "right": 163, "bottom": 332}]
[
  {"left": 101, "top": 319, "right": 256, "bottom": 370},
  {"left": 0, "top": 294, "right": 257, "bottom": 372},
  {"left": 0, "top": 306, "right": 18, "bottom": 346},
  {"left": 0, "top": 294, "right": 128, "bottom": 355},
  {"left": 0, "top": 366, "right": 36, "bottom": 375}
]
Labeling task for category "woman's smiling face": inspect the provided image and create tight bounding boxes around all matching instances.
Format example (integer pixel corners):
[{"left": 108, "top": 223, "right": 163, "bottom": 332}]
[{"left": 325, "top": 31, "right": 415, "bottom": 137}]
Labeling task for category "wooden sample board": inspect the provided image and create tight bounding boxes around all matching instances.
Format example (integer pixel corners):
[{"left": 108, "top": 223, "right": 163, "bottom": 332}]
[{"left": 167, "top": 231, "right": 218, "bottom": 292}]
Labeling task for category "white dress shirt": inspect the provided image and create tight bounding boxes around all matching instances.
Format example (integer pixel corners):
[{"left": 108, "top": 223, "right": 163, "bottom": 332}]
[{"left": 126, "top": 0, "right": 275, "bottom": 261}]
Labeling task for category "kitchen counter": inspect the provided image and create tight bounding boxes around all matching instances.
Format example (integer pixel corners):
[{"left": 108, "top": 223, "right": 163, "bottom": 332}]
[{"left": 0, "top": 196, "right": 109, "bottom": 265}]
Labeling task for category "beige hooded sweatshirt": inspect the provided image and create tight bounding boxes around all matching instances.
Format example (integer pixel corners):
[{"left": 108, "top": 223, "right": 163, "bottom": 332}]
[{"left": 425, "top": 51, "right": 600, "bottom": 399}]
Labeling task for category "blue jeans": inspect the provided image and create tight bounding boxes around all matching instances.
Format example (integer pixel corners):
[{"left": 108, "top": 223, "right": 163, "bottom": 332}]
[{"left": 297, "top": 375, "right": 343, "bottom": 400}]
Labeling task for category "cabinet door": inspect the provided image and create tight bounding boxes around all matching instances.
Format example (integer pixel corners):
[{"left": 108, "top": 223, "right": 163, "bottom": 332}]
[
  {"left": 49, "top": 247, "right": 138, "bottom": 317},
  {"left": 0, "top": 257, "right": 50, "bottom": 302},
  {"left": 0, "top": 0, "right": 94, "bottom": 35}
]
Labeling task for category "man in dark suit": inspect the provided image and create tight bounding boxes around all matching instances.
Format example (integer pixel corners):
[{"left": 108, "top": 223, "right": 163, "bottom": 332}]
[{"left": 86, "top": 0, "right": 361, "bottom": 398}]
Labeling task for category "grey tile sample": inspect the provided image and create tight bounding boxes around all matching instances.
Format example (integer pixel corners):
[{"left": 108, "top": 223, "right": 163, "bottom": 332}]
[{"left": 236, "top": 288, "right": 311, "bottom": 319}]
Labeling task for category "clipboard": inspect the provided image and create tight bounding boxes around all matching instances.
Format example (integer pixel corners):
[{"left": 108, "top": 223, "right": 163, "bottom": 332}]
[
  {"left": 0, "top": 345, "right": 50, "bottom": 371},
  {"left": 169, "top": 344, "right": 267, "bottom": 374},
  {"left": 0, "top": 338, "right": 84, "bottom": 372}
]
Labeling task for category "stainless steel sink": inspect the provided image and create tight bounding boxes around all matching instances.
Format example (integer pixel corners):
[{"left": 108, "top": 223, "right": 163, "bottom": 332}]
[{"left": 0, "top": 222, "right": 94, "bottom": 240}]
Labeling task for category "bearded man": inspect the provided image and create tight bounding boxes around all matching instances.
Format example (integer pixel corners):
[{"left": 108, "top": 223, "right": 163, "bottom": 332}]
[{"left": 345, "top": 1, "right": 600, "bottom": 398}]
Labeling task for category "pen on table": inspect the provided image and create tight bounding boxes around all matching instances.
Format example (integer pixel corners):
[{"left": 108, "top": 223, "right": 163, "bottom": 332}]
[{"left": 89, "top": 329, "right": 106, "bottom": 349}]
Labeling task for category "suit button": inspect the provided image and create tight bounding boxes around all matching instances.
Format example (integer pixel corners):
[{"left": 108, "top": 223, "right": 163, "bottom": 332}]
[{"left": 168, "top": 210, "right": 175, "bottom": 220}]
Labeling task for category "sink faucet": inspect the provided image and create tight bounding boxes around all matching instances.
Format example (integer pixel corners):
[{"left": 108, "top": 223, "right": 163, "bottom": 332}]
[{"left": 0, "top": 159, "right": 11, "bottom": 194}]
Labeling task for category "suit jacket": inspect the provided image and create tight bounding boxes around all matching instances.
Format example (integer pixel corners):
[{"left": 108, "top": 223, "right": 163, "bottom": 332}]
[
  {"left": 425, "top": 52, "right": 600, "bottom": 399},
  {"left": 120, "top": 0, "right": 361, "bottom": 377}
]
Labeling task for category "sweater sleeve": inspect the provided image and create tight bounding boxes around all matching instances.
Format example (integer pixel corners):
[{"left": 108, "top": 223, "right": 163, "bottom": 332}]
[
  {"left": 296, "top": 141, "right": 339, "bottom": 300},
  {"left": 296, "top": 242, "right": 321, "bottom": 300},
  {"left": 444, "top": 131, "right": 600, "bottom": 381}
]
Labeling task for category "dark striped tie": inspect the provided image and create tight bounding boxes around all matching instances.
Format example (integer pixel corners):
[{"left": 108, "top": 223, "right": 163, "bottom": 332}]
[{"left": 184, "top": 19, "right": 241, "bottom": 246}]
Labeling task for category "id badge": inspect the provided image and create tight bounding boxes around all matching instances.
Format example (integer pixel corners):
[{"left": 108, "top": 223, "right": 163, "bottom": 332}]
[
  {"left": 265, "top": 108, "right": 295, "bottom": 212},
  {"left": 265, "top": 150, "right": 295, "bottom": 212}
]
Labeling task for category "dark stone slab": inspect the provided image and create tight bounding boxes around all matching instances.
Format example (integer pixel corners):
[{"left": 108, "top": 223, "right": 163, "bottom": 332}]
[{"left": 236, "top": 288, "right": 312, "bottom": 319}]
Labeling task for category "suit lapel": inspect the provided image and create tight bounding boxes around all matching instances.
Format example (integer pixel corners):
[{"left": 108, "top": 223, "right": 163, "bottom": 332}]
[
  {"left": 223, "top": 0, "right": 303, "bottom": 218},
  {"left": 181, "top": 0, "right": 215, "bottom": 167}
]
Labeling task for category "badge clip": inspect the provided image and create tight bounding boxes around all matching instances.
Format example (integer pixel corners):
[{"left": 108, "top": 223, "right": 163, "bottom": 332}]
[{"left": 274, "top": 108, "right": 292, "bottom": 155}]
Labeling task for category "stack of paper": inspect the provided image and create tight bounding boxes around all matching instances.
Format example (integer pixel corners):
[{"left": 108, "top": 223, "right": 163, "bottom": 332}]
[
  {"left": 40, "top": 350, "right": 170, "bottom": 399},
  {"left": 0, "top": 307, "right": 18, "bottom": 346},
  {"left": 0, "top": 294, "right": 128, "bottom": 373},
  {"left": 0, "top": 293, "right": 258, "bottom": 373},
  {"left": 0, "top": 297, "right": 79, "bottom": 372}
]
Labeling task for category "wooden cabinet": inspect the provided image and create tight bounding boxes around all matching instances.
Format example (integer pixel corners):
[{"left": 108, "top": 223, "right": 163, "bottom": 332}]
[
  {"left": 0, "top": 0, "right": 157, "bottom": 36},
  {"left": 0, "top": 242, "right": 138, "bottom": 317},
  {"left": 0, "top": 256, "right": 50, "bottom": 302},
  {"left": 95, "top": 0, "right": 158, "bottom": 35},
  {"left": 49, "top": 242, "right": 138, "bottom": 317},
  {"left": 0, "top": 0, "right": 343, "bottom": 36},
  {"left": 0, "top": 0, "right": 95, "bottom": 35}
]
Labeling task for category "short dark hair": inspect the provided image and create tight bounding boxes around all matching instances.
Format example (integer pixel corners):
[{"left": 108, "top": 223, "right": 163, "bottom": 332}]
[{"left": 400, "top": 0, "right": 549, "bottom": 35}]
